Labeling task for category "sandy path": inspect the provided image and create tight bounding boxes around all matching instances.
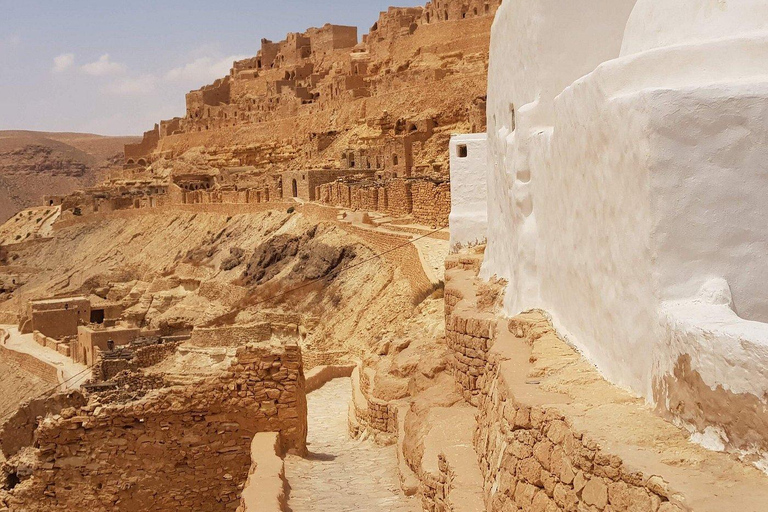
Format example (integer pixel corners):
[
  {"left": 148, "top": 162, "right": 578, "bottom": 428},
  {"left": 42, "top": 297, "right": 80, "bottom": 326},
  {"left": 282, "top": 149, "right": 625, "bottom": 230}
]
[
  {"left": 1, "top": 325, "right": 89, "bottom": 389},
  {"left": 284, "top": 378, "right": 418, "bottom": 512}
]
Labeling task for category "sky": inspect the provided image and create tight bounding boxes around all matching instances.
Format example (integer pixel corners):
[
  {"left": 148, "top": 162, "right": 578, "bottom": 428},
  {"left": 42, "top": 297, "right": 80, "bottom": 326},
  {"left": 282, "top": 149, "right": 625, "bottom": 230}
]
[{"left": 0, "top": 0, "right": 396, "bottom": 136}]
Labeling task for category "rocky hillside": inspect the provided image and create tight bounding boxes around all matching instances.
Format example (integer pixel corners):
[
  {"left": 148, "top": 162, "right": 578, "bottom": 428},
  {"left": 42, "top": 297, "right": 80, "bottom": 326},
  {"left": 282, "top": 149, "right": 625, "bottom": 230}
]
[{"left": 0, "top": 131, "right": 138, "bottom": 223}]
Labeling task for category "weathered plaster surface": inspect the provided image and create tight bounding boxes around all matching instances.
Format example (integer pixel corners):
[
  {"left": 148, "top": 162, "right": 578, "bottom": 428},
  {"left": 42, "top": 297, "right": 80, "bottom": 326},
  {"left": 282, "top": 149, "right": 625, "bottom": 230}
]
[
  {"left": 480, "top": 0, "right": 768, "bottom": 461},
  {"left": 449, "top": 134, "right": 488, "bottom": 251}
]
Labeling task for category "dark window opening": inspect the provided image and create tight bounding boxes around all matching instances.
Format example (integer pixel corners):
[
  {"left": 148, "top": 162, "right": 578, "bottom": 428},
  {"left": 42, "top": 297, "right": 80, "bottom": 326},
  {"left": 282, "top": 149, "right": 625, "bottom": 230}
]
[
  {"left": 292, "top": 179, "right": 298, "bottom": 197},
  {"left": 457, "top": 145, "right": 468, "bottom": 158},
  {"left": 90, "top": 309, "right": 105, "bottom": 324}
]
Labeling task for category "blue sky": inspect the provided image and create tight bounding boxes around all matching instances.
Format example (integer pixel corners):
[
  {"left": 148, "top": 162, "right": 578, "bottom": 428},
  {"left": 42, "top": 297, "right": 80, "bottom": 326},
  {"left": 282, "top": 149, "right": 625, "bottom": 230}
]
[{"left": 0, "top": 0, "right": 396, "bottom": 135}]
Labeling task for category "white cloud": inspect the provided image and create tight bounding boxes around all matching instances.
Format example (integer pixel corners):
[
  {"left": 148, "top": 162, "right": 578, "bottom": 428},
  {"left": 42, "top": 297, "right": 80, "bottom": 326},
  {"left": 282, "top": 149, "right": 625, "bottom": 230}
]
[
  {"left": 106, "top": 75, "right": 157, "bottom": 96},
  {"left": 165, "top": 55, "right": 245, "bottom": 84},
  {"left": 81, "top": 54, "right": 126, "bottom": 76},
  {"left": 52, "top": 53, "right": 75, "bottom": 73}
]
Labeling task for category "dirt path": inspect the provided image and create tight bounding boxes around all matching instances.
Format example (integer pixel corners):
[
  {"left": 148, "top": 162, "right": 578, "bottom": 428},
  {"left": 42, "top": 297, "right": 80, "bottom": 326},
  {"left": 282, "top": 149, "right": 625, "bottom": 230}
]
[
  {"left": 284, "top": 378, "right": 418, "bottom": 512},
  {"left": 1, "top": 325, "right": 89, "bottom": 389}
]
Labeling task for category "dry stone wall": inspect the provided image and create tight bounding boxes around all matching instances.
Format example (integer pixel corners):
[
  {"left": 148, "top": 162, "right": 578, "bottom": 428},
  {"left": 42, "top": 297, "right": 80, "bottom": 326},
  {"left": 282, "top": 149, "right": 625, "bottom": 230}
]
[
  {"left": 95, "top": 341, "right": 182, "bottom": 381},
  {"left": 316, "top": 178, "right": 451, "bottom": 227},
  {"left": 349, "top": 365, "right": 398, "bottom": 445},
  {"left": 0, "top": 391, "right": 86, "bottom": 459},
  {"left": 2, "top": 341, "right": 306, "bottom": 512},
  {"left": 445, "top": 311, "right": 494, "bottom": 407},
  {"left": 473, "top": 320, "right": 683, "bottom": 512}
]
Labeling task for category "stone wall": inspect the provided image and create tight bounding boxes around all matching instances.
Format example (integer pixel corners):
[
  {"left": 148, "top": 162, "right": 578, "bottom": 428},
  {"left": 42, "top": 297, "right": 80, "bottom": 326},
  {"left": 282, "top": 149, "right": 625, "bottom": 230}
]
[
  {"left": 444, "top": 254, "right": 496, "bottom": 406},
  {"left": 0, "top": 345, "right": 59, "bottom": 386},
  {"left": 189, "top": 324, "right": 275, "bottom": 348},
  {"left": 445, "top": 310, "right": 494, "bottom": 406},
  {"left": 473, "top": 317, "right": 684, "bottom": 512},
  {"left": 411, "top": 180, "right": 450, "bottom": 227},
  {"left": 2, "top": 341, "right": 307, "bottom": 512},
  {"left": 349, "top": 365, "right": 398, "bottom": 445},
  {"left": 316, "top": 177, "right": 451, "bottom": 227},
  {"left": 95, "top": 341, "right": 182, "bottom": 381},
  {"left": 0, "top": 391, "right": 86, "bottom": 459},
  {"left": 237, "top": 432, "right": 287, "bottom": 512}
]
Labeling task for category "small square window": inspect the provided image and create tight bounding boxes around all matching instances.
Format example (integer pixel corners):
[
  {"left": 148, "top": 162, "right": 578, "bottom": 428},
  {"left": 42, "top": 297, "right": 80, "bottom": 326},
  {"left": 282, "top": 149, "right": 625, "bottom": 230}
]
[{"left": 457, "top": 144, "right": 468, "bottom": 158}]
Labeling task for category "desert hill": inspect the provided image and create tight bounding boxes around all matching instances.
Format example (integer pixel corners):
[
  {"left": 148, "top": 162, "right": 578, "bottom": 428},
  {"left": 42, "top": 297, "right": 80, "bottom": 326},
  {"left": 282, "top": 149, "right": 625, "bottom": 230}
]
[{"left": 0, "top": 131, "right": 138, "bottom": 223}]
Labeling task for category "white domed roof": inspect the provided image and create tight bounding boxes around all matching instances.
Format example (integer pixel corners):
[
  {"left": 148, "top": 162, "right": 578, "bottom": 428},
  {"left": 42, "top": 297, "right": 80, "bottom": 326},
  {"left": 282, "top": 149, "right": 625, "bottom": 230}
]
[{"left": 621, "top": 0, "right": 768, "bottom": 56}]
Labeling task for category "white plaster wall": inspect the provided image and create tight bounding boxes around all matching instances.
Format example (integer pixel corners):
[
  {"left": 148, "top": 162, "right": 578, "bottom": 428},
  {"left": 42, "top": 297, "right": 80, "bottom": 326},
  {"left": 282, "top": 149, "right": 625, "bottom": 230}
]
[
  {"left": 483, "top": 0, "right": 768, "bottom": 456},
  {"left": 449, "top": 134, "right": 489, "bottom": 251},
  {"left": 482, "top": 0, "right": 639, "bottom": 315},
  {"left": 647, "top": 84, "right": 768, "bottom": 323},
  {"left": 622, "top": 0, "right": 768, "bottom": 56}
]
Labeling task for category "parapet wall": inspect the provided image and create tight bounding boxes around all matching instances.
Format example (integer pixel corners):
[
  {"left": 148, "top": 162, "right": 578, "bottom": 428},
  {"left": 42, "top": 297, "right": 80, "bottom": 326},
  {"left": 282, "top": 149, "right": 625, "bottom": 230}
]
[
  {"left": 0, "top": 345, "right": 59, "bottom": 386},
  {"left": 445, "top": 253, "right": 768, "bottom": 512},
  {"left": 3, "top": 341, "right": 307, "bottom": 512}
]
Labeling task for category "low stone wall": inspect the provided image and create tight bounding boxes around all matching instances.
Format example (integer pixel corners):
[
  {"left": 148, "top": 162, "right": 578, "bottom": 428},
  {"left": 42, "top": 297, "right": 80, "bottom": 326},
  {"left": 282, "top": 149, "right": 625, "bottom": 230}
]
[
  {"left": 190, "top": 324, "right": 274, "bottom": 347},
  {"left": 302, "top": 349, "right": 350, "bottom": 370},
  {"left": 445, "top": 311, "right": 494, "bottom": 406},
  {"left": 32, "top": 332, "right": 70, "bottom": 358},
  {"left": 0, "top": 345, "right": 59, "bottom": 386},
  {"left": 237, "top": 432, "right": 287, "bottom": 512},
  {"left": 95, "top": 341, "right": 182, "bottom": 381},
  {"left": 444, "top": 255, "right": 496, "bottom": 406},
  {"left": 474, "top": 315, "right": 683, "bottom": 512},
  {"left": 3, "top": 341, "right": 307, "bottom": 512},
  {"left": 349, "top": 365, "right": 398, "bottom": 444},
  {"left": 316, "top": 178, "right": 451, "bottom": 227},
  {"left": 304, "top": 365, "right": 355, "bottom": 393}
]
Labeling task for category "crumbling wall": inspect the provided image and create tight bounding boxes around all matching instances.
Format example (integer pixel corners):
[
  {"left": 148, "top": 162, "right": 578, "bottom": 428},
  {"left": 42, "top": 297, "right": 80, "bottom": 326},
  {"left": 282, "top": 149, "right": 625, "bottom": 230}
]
[
  {"left": 95, "top": 341, "right": 182, "bottom": 381},
  {"left": 3, "top": 342, "right": 307, "bottom": 512},
  {"left": 0, "top": 391, "right": 85, "bottom": 459}
]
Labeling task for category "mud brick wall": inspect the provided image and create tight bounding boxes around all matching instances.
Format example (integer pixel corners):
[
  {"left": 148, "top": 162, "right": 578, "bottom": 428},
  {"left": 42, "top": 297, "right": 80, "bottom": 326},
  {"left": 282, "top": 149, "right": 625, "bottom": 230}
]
[
  {"left": 474, "top": 347, "right": 683, "bottom": 512},
  {"left": 411, "top": 181, "right": 450, "bottom": 227},
  {"left": 4, "top": 342, "right": 307, "bottom": 512}
]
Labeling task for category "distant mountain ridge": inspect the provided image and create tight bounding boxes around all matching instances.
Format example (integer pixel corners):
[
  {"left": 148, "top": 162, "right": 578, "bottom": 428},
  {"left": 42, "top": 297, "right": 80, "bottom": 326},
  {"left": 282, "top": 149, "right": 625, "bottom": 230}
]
[{"left": 0, "top": 131, "right": 139, "bottom": 223}]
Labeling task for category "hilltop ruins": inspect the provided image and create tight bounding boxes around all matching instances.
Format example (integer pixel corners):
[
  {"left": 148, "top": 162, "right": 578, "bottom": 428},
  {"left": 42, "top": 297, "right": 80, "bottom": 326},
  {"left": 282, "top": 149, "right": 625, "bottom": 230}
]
[{"left": 2, "top": 1, "right": 768, "bottom": 511}]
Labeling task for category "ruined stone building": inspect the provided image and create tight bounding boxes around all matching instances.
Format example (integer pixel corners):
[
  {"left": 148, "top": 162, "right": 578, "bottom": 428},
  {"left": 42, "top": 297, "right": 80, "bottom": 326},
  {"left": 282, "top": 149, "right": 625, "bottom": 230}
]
[{"left": 96, "top": 0, "right": 500, "bottom": 227}]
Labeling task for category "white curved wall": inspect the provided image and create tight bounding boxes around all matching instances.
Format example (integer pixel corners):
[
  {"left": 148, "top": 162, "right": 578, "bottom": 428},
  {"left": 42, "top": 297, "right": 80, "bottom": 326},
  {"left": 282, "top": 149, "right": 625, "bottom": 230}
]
[
  {"left": 483, "top": 0, "right": 768, "bottom": 458},
  {"left": 622, "top": 0, "right": 768, "bottom": 56}
]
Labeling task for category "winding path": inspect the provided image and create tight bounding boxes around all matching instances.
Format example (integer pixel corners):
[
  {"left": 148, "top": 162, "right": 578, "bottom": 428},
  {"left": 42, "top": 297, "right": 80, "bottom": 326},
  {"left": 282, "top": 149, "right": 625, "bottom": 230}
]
[{"left": 284, "top": 378, "right": 418, "bottom": 512}]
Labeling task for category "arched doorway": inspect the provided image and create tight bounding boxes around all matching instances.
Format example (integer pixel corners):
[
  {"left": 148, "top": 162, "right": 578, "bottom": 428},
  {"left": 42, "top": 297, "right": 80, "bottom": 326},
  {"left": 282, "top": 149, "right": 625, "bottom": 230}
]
[{"left": 292, "top": 179, "right": 298, "bottom": 197}]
